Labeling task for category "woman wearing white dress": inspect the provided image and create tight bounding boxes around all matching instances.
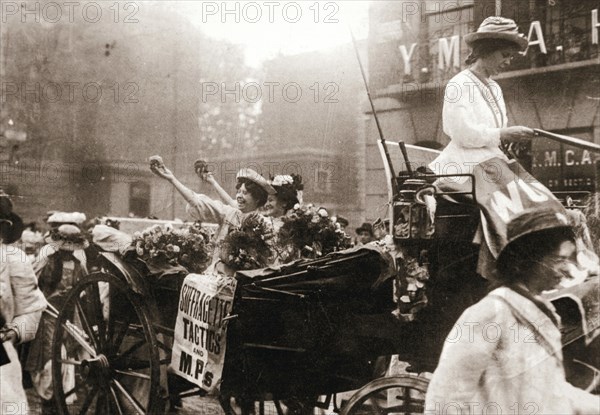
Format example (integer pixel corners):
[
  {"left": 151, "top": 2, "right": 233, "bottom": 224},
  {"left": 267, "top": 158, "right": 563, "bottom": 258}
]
[{"left": 430, "top": 16, "right": 535, "bottom": 176}]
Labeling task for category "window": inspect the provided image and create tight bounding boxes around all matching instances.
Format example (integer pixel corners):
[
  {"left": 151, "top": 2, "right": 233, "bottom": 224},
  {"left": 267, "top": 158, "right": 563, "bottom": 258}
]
[{"left": 129, "top": 181, "right": 150, "bottom": 218}]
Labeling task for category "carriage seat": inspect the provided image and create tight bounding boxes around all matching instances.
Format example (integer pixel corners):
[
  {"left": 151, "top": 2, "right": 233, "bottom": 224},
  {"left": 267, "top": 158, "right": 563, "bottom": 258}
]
[{"left": 395, "top": 169, "right": 480, "bottom": 242}]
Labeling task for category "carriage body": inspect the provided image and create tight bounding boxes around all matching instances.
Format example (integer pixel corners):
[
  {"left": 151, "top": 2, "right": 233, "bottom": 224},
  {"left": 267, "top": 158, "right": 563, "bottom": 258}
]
[{"left": 47, "top": 143, "right": 599, "bottom": 414}]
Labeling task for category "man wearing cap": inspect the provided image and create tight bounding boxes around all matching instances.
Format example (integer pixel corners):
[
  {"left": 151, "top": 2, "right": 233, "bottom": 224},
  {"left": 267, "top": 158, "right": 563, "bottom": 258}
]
[{"left": 425, "top": 208, "right": 600, "bottom": 414}]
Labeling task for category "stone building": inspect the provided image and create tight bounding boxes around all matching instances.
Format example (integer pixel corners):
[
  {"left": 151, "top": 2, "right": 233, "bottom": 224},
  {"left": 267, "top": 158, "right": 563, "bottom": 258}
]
[
  {"left": 0, "top": 2, "right": 237, "bottom": 222},
  {"left": 365, "top": 0, "right": 600, "bottom": 221}
]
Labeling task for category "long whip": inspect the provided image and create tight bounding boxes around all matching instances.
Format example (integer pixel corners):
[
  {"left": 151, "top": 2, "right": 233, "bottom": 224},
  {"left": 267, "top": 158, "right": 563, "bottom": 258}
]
[{"left": 348, "top": 27, "right": 399, "bottom": 197}]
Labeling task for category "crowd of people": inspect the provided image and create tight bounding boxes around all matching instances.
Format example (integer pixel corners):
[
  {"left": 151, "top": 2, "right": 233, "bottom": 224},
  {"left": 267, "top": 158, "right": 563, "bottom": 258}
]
[{"left": 1, "top": 14, "right": 599, "bottom": 415}]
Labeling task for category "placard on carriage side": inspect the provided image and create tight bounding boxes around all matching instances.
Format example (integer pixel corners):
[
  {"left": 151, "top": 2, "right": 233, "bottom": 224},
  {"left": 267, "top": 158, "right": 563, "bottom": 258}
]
[{"left": 170, "top": 273, "right": 237, "bottom": 393}]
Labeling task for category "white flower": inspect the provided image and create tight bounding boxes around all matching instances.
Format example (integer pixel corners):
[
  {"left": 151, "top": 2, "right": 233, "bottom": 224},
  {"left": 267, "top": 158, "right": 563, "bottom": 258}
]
[
  {"left": 293, "top": 203, "right": 301, "bottom": 210},
  {"left": 272, "top": 175, "right": 294, "bottom": 186},
  {"left": 317, "top": 208, "right": 328, "bottom": 218}
]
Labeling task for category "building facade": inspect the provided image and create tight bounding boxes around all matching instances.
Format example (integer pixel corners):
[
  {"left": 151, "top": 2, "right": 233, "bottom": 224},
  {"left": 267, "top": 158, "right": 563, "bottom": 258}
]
[
  {"left": 365, "top": 0, "right": 600, "bottom": 221},
  {"left": 0, "top": 2, "right": 247, "bottom": 223}
]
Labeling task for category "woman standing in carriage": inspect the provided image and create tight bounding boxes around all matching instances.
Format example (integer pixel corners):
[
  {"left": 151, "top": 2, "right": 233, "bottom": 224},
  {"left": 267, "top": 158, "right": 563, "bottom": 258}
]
[
  {"left": 149, "top": 155, "right": 276, "bottom": 275},
  {"left": 429, "top": 16, "right": 568, "bottom": 279}
]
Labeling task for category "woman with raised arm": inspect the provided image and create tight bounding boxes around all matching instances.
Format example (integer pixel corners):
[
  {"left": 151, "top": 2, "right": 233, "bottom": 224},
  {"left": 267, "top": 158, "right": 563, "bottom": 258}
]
[
  {"left": 425, "top": 208, "right": 600, "bottom": 414},
  {"left": 149, "top": 156, "right": 275, "bottom": 273}
]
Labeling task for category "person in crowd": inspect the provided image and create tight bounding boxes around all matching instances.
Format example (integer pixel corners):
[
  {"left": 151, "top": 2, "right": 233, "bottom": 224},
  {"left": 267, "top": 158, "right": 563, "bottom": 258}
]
[
  {"left": 425, "top": 208, "right": 600, "bottom": 414},
  {"left": 20, "top": 225, "right": 45, "bottom": 263},
  {"left": 372, "top": 218, "right": 390, "bottom": 240},
  {"left": 334, "top": 215, "right": 349, "bottom": 232},
  {"left": 0, "top": 194, "right": 47, "bottom": 414},
  {"left": 149, "top": 155, "right": 275, "bottom": 274},
  {"left": 355, "top": 222, "right": 375, "bottom": 245},
  {"left": 27, "top": 223, "right": 89, "bottom": 413}
]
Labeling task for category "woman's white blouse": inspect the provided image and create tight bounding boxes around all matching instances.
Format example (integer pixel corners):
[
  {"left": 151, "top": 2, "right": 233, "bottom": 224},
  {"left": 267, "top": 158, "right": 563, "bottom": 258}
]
[{"left": 430, "top": 69, "right": 509, "bottom": 175}]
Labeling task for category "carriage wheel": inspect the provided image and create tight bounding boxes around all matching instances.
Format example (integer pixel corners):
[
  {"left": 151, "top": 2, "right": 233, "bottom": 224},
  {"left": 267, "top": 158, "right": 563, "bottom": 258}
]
[
  {"left": 340, "top": 376, "right": 429, "bottom": 415},
  {"left": 52, "top": 272, "right": 166, "bottom": 414}
]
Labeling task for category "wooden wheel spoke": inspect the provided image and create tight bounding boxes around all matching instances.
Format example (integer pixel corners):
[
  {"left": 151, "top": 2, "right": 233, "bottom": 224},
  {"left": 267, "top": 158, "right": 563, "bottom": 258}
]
[
  {"left": 110, "top": 318, "right": 133, "bottom": 355},
  {"left": 108, "top": 384, "right": 126, "bottom": 415},
  {"left": 65, "top": 380, "right": 87, "bottom": 398},
  {"left": 52, "top": 273, "right": 163, "bottom": 414},
  {"left": 57, "top": 358, "right": 82, "bottom": 366},
  {"left": 113, "top": 357, "right": 152, "bottom": 371},
  {"left": 114, "top": 369, "right": 151, "bottom": 380},
  {"left": 117, "top": 339, "right": 146, "bottom": 359},
  {"left": 87, "top": 284, "right": 108, "bottom": 351},
  {"left": 75, "top": 299, "right": 101, "bottom": 352},
  {"left": 60, "top": 321, "right": 96, "bottom": 357},
  {"left": 78, "top": 384, "right": 100, "bottom": 415},
  {"left": 112, "top": 379, "right": 147, "bottom": 413}
]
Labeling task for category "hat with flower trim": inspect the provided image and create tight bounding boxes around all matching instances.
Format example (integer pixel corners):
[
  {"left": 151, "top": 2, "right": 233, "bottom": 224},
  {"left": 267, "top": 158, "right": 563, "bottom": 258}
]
[
  {"left": 44, "top": 224, "right": 89, "bottom": 251},
  {"left": 236, "top": 169, "right": 276, "bottom": 195}
]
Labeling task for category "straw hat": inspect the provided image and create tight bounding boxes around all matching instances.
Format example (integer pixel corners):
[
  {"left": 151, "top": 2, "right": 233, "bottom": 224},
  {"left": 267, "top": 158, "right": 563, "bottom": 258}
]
[
  {"left": 236, "top": 168, "right": 276, "bottom": 195},
  {"left": 44, "top": 224, "right": 89, "bottom": 251},
  {"left": 464, "top": 16, "right": 528, "bottom": 50},
  {"left": 497, "top": 208, "right": 572, "bottom": 265},
  {"left": 47, "top": 211, "right": 87, "bottom": 226}
]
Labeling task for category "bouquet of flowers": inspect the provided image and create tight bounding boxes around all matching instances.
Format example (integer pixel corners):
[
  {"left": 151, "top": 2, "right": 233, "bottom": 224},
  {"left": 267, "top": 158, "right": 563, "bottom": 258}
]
[
  {"left": 132, "top": 222, "right": 213, "bottom": 275},
  {"left": 220, "top": 213, "right": 275, "bottom": 270},
  {"left": 278, "top": 204, "right": 351, "bottom": 259}
]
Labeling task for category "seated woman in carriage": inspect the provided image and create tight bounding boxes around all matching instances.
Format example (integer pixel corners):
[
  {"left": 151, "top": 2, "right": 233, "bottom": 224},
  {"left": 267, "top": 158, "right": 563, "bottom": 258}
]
[{"left": 429, "top": 16, "right": 571, "bottom": 279}]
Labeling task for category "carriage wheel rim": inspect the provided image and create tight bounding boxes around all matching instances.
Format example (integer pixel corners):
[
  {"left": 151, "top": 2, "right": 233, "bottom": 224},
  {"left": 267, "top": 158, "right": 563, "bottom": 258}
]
[{"left": 51, "top": 272, "right": 165, "bottom": 414}]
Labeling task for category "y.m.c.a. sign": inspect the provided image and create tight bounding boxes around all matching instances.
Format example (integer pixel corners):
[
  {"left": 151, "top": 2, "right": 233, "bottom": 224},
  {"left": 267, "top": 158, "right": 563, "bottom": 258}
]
[
  {"left": 398, "top": 9, "right": 600, "bottom": 75},
  {"left": 531, "top": 131, "right": 598, "bottom": 192}
]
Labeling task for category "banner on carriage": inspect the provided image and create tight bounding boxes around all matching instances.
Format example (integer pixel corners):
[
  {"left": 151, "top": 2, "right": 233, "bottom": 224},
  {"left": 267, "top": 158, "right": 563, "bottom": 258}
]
[
  {"left": 438, "top": 157, "right": 566, "bottom": 256},
  {"left": 170, "top": 273, "right": 237, "bottom": 393}
]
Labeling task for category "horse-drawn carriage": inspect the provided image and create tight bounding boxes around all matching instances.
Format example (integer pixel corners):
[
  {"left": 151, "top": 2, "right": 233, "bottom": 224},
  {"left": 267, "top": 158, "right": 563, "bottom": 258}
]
[{"left": 46, "top": 135, "right": 600, "bottom": 415}]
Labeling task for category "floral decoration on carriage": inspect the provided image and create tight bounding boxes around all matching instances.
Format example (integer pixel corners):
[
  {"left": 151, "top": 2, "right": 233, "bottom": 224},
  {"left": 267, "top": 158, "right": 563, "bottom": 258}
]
[
  {"left": 131, "top": 222, "right": 214, "bottom": 276},
  {"left": 278, "top": 204, "right": 352, "bottom": 259}
]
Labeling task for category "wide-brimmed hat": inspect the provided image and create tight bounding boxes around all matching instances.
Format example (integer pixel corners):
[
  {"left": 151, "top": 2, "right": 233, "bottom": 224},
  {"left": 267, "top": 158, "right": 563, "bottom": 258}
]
[
  {"left": 44, "top": 224, "right": 89, "bottom": 251},
  {"left": 335, "top": 216, "right": 349, "bottom": 227},
  {"left": 47, "top": 211, "right": 87, "bottom": 226},
  {"left": 497, "top": 208, "right": 572, "bottom": 263},
  {"left": 356, "top": 222, "right": 374, "bottom": 236},
  {"left": 237, "top": 168, "right": 276, "bottom": 195},
  {"left": 464, "top": 16, "right": 528, "bottom": 50}
]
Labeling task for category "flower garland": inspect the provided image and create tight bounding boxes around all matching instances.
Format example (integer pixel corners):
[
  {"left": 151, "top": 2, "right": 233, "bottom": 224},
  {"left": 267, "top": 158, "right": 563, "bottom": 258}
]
[
  {"left": 220, "top": 213, "right": 275, "bottom": 270},
  {"left": 278, "top": 204, "right": 351, "bottom": 258},
  {"left": 132, "top": 222, "right": 213, "bottom": 274},
  {"left": 47, "top": 227, "right": 89, "bottom": 246}
]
